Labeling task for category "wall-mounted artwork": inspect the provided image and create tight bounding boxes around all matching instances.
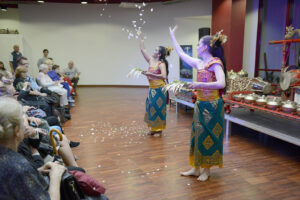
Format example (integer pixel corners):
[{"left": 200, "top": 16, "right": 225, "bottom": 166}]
[{"left": 179, "top": 45, "right": 193, "bottom": 82}]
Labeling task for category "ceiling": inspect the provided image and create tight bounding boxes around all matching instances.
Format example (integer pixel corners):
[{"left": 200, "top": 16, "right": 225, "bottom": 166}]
[{"left": 0, "top": 0, "right": 173, "bottom": 8}]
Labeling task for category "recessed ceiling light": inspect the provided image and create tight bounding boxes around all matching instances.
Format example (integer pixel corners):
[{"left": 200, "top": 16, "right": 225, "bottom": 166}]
[
  {"left": 1, "top": 6, "right": 7, "bottom": 11},
  {"left": 37, "top": 0, "right": 45, "bottom": 3},
  {"left": 81, "top": 1, "right": 88, "bottom": 4}
]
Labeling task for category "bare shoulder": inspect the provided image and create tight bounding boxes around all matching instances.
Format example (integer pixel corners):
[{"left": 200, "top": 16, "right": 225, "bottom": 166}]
[{"left": 209, "top": 63, "right": 224, "bottom": 72}]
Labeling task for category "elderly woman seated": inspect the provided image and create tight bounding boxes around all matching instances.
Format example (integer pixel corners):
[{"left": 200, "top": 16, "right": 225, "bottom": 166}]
[
  {"left": 12, "top": 66, "right": 57, "bottom": 117},
  {"left": 14, "top": 66, "right": 46, "bottom": 97},
  {"left": 0, "top": 97, "right": 65, "bottom": 200},
  {"left": 36, "top": 64, "right": 69, "bottom": 107}
]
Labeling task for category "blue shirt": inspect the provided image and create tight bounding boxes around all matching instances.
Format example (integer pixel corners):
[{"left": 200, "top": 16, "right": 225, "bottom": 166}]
[
  {"left": 25, "top": 75, "right": 40, "bottom": 91},
  {"left": 47, "top": 70, "right": 60, "bottom": 81}
]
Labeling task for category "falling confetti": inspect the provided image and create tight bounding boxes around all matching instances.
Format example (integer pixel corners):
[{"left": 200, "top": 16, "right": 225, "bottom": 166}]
[{"left": 150, "top": 8, "right": 154, "bottom": 12}]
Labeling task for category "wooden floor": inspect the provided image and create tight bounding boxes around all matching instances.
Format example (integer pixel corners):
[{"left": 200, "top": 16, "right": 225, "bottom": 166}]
[{"left": 64, "top": 87, "right": 300, "bottom": 200}]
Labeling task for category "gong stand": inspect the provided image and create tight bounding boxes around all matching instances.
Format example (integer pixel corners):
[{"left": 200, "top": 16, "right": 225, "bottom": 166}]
[{"left": 269, "top": 38, "right": 300, "bottom": 100}]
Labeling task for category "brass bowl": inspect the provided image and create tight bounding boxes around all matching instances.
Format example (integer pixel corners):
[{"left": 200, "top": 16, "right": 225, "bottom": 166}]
[
  {"left": 281, "top": 100, "right": 297, "bottom": 114},
  {"left": 245, "top": 99, "right": 256, "bottom": 104},
  {"left": 281, "top": 107, "right": 296, "bottom": 114},
  {"left": 244, "top": 94, "right": 257, "bottom": 104},
  {"left": 256, "top": 101, "right": 267, "bottom": 106},
  {"left": 297, "top": 107, "right": 300, "bottom": 116},
  {"left": 233, "top": 94, "right": 244, "bottom": 102},
  {"left": 256, "top": 95, "right": 267, "bottom": 106},
  {"left": 266, "top": 102, "right": 279, "bottom": 110}
]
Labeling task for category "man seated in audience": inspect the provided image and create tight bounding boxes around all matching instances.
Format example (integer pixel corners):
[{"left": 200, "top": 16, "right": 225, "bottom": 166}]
[
  {"left": 63, "top": 61, "right": 80, "bottom": 95},
  {"left": 9, "top": 44, "right": 22, "bottom": 74},
  {"left": 37, "top": 49, "right": 49, "bottom": 69},
  {"left": 18, "top": 57, "right": 43, "bottom": 92}
]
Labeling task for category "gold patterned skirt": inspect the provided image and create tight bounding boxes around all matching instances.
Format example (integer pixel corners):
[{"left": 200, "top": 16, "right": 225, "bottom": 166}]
[
  {"left": 189, "top": 98, "right": 224, "bottom": 168},
  {"left": 144, "top": 87, "right": 167, "bottom": 132}
]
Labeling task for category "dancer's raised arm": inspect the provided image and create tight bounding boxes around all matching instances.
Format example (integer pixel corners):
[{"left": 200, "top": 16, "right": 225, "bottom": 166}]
[
  {"left": 137, "top": 28, "right": 151, "bottom": 63},
  {"left": 169, "top": 26, "right": 199, "bottom": 69}
]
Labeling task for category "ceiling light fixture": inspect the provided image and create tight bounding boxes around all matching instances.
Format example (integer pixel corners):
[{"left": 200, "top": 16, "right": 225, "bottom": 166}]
[
  {"left": 37, "top": 0, "right": 45, "bottom": 3},
  {"left": 1, "top": 6, "right": 7, "bottom": 11},
  {"left": 81, "top": 1, "right": 88, "bottom": 4}
]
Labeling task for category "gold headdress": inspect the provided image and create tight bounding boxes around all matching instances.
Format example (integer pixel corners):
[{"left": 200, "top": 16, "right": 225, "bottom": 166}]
[
  {"left": 166, "top": 47, "right": 173, "bottom": 57},
  {"left": 285, "top": 25, "right": 294, "bottom": 35},
  {"left": 210, "top": 30, "right": 228, "bottom": 47}
]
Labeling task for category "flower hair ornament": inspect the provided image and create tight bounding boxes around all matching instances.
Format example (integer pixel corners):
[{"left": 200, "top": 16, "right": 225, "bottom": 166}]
[
  {"left": 285, "top": 25, "right": 294, "bottom": 36},
  {"left": 166, "top": 47, "right": 173, "bottom": 57},
  {"left": 210, "top": 30, "right": 228, "bottom": 47}
]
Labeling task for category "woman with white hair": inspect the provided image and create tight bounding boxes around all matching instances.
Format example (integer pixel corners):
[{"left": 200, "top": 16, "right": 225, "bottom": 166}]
[
  {"left": 36, "top": 64, "right": 68, "bottom": 107},
  {"left": 0, "top": 97, "right": 65, "bottom": 200}
]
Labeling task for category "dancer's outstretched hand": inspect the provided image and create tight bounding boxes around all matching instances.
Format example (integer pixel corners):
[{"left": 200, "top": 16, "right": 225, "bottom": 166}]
[
  {"left": 186, "top": 82, "right": 199, "bottom": 90},
  {"left": 142, "top": 71, "right": 150, "bottom": 76},
  {"left": 137, "top": 27, "right": 142, "bottom": 37},
  {"left": 169, "top": 25, "right": 178, "bottom": 36}
]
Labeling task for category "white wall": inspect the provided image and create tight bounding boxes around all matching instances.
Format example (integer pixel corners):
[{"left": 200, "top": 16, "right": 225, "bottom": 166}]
[
  {"left": 0, "top": 8, "right": 20, "bottom": 30},
  {"left": 0, "top": 8, "right": 22, "bottom": 69},
  {"left": 16, "top": 0, "right": 211, "bottom": 85},
  {"left": 242, "top": 0, "right": 259, "bottom": 78}
]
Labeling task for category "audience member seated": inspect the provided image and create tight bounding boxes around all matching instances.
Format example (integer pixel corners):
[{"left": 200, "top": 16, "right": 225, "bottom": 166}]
[
  {"left": 0, "top": 97, "right": 65, "bottom": 200},
  {"left": 13, "top": 67, "right": 58, "bottom": 117},
  {"left": 63, "top": 61, "right": 80, "bottom": 95},
  {"left": 54, "top": 64, "right": 76, "bottom": 96},
  {"left": 37, "top": 64, "right": 69, "bottom": 107},
  {"left": 18, "top": 56, "right": 43, "bottom": 92},
  {"left": 0, "top": 89, "right": 107, "bottom": 200},
  {"left": 0, "top": 61, "right": 13, "bottom": 84},
  {"left": 47, "top": 63, "right": 75, "bottom": 105}
]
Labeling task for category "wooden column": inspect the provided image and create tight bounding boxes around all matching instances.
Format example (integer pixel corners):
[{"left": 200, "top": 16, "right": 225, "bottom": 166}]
[{"left": 212, "top": 0, "right": 247, "bottom": 72}]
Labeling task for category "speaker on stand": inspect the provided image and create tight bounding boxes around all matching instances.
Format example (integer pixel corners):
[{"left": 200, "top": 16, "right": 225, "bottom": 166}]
[{"left": 199, "top": 28, "right": 210, "bottom": 40}]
